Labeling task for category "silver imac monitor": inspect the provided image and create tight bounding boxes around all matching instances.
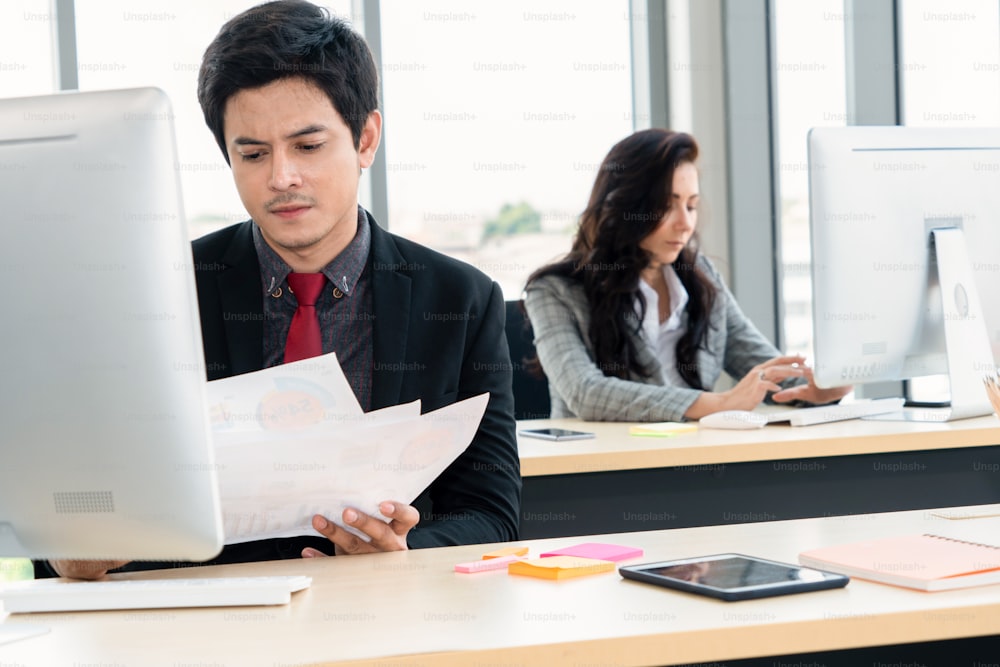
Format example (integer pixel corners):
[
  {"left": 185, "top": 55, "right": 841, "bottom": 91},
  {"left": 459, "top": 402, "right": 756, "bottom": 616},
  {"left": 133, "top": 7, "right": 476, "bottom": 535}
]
[
  {"left": 0, "top": 88, "right": 224, "bottom": 559},
  {"left": 808, "top": 125, "right": 1000, "bottom": 421}
]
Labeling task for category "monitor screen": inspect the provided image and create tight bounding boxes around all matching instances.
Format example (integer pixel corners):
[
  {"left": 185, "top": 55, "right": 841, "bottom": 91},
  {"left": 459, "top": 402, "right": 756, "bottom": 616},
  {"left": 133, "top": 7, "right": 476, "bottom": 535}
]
[
  {"left": 0, "top": 88, "right": 223, "bottom": 560},
  {"left": 808, "top": 126, "right": 1000, "bottom": 419}
]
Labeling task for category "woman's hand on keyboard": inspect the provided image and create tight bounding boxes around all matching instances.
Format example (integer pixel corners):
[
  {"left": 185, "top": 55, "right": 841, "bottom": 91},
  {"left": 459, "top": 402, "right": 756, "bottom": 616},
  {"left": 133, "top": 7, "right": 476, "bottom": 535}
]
[
  {"left": 685, "top": 355, "right": 803, "bottom": 419},
  {"left": 771, "top": 364, "right": 852, "bottom": 406},
  {"left": 49, "top": 559, "right": 130, "bottom": 580}
]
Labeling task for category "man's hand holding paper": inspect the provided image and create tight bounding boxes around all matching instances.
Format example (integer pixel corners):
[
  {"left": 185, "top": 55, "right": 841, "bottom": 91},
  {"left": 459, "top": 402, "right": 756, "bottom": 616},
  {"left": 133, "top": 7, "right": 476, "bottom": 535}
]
[
  {"left": 205, "top": 353, "right": 490, "bottom": 550},
  {"left": 303, "top": 502, "right": 420, "bottom": 556}
]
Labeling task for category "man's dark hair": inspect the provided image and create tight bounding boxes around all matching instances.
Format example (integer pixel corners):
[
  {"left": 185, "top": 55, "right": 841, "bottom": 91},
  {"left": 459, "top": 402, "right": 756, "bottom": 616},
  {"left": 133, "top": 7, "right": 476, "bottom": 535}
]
[{"left": 198, "top": 0, "right": 379, "bottom": 163}]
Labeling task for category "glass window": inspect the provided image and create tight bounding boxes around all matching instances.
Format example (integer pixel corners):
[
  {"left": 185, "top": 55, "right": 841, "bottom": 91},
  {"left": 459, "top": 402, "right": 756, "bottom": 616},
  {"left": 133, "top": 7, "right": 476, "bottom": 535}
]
[
  {"left": 772, "top": 0, "right": 847, "bottom": 358},
  {"left": 900, "top": 0, "right": 1000, "bottom": 127},
  {"left": 379, "top": 0, "right": 633, "bottom": 297},
  {"left": 0, "top": 0, "right": 56, "bottom": 98},
  {"left": 0, "top": 557, "right": 33, "bottom": 583},
  {"left": 74, "top": 0, "right": 356, "bottom": 240}
]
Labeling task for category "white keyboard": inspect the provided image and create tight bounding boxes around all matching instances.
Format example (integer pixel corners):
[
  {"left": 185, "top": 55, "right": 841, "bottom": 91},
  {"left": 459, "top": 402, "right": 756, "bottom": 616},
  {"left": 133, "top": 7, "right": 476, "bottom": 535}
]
[
  {"left": 765, "top": 397, "right": 906, "bottom": 427},
  {"left": 0, "top": 575, "right": 312, "bottom": 613}
]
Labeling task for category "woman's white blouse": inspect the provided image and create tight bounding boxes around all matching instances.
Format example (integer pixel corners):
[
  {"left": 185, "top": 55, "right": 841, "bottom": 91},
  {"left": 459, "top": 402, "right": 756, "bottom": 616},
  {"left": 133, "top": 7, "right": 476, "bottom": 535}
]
[{"left": 636, "top": 265, "right": 689, "bottom": 387}]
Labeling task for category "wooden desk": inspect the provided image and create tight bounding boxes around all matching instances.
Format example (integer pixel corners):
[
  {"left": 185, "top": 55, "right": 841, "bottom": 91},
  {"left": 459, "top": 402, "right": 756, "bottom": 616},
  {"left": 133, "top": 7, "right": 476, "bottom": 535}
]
[
  {"left": 517, "top": 415, "right": 1000, "bottom": 537},
  {"left": 518, "top": 414, "right": 1000, "bottom": 475},
  {"left": 3, "top": 506, "right": 1000, "bottom": 666}
]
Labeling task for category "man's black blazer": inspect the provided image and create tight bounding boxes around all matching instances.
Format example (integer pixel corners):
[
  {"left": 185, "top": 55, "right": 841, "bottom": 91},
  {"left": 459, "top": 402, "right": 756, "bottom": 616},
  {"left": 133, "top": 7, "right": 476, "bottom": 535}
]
[{"left": 190, "top": 210, "right": 521, "bottom": 561}]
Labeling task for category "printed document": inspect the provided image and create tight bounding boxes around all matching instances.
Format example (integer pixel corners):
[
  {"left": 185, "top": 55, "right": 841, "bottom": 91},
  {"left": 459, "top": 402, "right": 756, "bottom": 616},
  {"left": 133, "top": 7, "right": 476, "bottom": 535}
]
[{"left": 204, "top": 353, "right": 488, "bottom": 543}]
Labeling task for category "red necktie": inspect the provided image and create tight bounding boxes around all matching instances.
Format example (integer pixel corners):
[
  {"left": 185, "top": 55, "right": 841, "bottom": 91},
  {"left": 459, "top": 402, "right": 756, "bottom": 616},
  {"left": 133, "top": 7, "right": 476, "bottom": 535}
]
[{"left": 284, "top": 273, "right": 326, "bottom": 363}]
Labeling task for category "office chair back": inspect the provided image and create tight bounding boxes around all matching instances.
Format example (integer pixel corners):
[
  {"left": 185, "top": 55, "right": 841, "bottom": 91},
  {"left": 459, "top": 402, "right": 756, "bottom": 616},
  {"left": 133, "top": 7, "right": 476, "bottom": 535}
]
[{"left": 504, "top": 300, "right": 551, "bottom": 420}]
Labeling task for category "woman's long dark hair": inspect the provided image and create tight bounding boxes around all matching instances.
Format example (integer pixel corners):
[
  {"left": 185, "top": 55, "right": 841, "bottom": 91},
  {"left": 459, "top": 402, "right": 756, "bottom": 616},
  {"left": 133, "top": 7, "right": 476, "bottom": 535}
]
[{"left": 526, "top": 129, "right": 717, "bottom": 389}]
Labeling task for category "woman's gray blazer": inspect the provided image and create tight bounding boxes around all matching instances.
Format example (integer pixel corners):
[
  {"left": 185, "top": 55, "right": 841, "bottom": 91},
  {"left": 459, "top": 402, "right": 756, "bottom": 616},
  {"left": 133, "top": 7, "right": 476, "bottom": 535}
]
[{"left": 524, "top": 255, "right": 782, "bottom": 422}]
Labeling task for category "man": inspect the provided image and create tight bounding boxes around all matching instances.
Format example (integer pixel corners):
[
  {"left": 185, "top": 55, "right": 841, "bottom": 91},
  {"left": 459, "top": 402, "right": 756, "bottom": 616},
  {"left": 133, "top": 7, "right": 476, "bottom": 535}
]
[{"left": 51, "top": 0, "right": 520, "bottom": 579}]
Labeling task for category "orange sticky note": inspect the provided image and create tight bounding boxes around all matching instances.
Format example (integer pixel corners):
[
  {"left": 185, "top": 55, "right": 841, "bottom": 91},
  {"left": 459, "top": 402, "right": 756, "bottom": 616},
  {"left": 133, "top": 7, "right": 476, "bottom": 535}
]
[
  {"left": 508, "top": 556, "right": 615, "bottom": 580},
  {"left": 482, "top": 546, "right": 529, "bottom": 559}
]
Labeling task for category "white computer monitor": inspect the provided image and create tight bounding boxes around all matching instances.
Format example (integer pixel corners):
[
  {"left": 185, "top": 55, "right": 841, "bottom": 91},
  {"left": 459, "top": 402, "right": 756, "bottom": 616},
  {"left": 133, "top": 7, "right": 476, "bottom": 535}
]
[
  {"left": 808, "top": 125, "right": 1000, "bottom": 421},
  {"left": 0, "top": 88, "right": 224, "bottom": 559}
]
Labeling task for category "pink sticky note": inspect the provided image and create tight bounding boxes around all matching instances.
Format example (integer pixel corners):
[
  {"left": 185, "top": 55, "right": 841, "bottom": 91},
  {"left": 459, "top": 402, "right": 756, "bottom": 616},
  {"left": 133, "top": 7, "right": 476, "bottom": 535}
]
[
  {"left": 454, "top": 554, "right": 524, "bottom": 573},
  {"left": 539, "top": 542, "right": 643, "bottom": 562}
]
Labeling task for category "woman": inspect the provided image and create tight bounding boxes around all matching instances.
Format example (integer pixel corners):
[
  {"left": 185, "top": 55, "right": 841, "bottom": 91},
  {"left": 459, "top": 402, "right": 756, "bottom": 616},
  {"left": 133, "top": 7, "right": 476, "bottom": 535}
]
[{"left": 523, "top": 129, "right": 849, "bottom": 421}]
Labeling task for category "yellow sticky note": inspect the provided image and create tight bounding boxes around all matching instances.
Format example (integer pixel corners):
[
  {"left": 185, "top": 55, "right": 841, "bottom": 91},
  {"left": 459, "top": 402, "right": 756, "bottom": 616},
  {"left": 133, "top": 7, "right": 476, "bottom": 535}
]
[
  {"left": 628, "top": 422, "right": 698, "bottom": 437},
  {"left": 508, "top": 556, "right": 615, "bottom": 580},
  {"left": 482, "top": 546, "right": 529, "bottom": 559}
]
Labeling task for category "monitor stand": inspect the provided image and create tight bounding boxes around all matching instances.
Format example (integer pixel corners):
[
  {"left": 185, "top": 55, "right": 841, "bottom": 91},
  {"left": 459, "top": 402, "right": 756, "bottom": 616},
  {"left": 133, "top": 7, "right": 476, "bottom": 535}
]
[{"left": 865, "top": 227, "right": 995, "bottom": 422}]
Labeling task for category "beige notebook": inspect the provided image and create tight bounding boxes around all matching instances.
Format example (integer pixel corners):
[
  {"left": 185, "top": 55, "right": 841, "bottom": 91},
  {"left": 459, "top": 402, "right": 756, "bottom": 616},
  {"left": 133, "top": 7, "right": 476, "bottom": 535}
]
[{"left": 799, "top": 533, "right": 1000, "bottom": 591}]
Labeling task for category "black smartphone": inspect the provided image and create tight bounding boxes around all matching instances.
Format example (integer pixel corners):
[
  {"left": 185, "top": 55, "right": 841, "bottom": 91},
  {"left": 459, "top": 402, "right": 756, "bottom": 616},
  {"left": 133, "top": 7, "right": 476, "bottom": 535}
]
[
  {"left": 619, "top": 553, "right": 849, "bottom": 601},
  {"left": 518, "top": 428, "right": 596, "bottom": 441}
]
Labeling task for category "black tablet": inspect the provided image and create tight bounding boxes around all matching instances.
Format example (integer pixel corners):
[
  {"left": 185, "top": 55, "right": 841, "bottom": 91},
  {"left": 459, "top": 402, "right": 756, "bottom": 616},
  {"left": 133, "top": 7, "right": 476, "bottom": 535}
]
[{"left": 619, "top": 553, "right": 849, "bottom": 601}]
